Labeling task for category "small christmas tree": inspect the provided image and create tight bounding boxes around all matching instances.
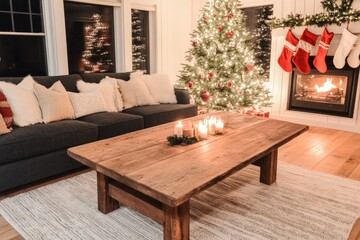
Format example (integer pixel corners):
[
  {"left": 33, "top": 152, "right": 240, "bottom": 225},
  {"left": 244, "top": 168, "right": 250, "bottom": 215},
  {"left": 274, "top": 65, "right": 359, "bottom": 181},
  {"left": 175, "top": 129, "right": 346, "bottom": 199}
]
[
  {"left": 253, "top": 5, "right": 273, "bottom": 77},
  {"left": 82, "top": 13, "right": 113, "bottom": 73},
  {"left": 178, "top": 0, "right": 272, "bottom": 111}
]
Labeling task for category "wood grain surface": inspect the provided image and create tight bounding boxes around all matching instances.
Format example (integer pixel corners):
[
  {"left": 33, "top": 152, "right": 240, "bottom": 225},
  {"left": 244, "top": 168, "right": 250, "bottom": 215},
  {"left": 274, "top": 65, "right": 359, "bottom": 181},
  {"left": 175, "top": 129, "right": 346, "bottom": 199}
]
[{"left": 68, "top": 113, "right": 308, "bottom": 207}]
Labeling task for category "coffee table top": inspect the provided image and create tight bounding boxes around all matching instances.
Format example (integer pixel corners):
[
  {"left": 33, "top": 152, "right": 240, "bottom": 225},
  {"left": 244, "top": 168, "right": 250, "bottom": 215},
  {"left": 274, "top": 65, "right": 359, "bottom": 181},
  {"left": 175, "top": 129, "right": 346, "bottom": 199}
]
[{"left": 68, "top": 112, "right": 308, "bottom": 207}]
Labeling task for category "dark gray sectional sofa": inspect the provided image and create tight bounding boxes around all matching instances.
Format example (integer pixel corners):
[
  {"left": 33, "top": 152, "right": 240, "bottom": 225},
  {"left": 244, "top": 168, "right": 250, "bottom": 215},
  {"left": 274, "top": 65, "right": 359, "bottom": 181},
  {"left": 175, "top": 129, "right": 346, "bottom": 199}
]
[{"left": 0, "top": 72, "right": 197, "bottom": 192}]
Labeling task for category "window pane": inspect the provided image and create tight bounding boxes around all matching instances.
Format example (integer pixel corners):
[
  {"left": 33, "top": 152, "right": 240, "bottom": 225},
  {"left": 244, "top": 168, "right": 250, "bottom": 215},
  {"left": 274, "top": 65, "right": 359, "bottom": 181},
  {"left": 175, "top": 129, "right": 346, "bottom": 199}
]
[
  {"left": 0, "top": 35, "right": 47, "bottom": 76},
  {"left": 132, "top": 9, "right": 150, "bottom": 73},
  {"left": 12, "top": 0, "right": 30, "bottom": 13},
  {"left": 14, "top": 14, "right": 31, "bottom": 32},
  {"left": 0, "top": 13, "right": 13, "bottom": 31},
  {"left": 0, "top": 0, "right": 11, "bottom": 11},
  {"left": 64, "top": 2, "right": 115, "bottom": 74},
  {"left": 32, "top": 15, "right": 42, "bottom": 32},
  {"left": 31, "top": 0, "right": 41, "bottom": 13}
]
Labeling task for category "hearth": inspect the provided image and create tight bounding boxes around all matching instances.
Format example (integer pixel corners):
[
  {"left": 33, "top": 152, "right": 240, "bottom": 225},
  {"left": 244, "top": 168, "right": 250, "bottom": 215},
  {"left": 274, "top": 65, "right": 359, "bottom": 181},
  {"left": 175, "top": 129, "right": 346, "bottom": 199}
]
[{"left": 288, "top": 57, "right": 358, "bottom": 118}]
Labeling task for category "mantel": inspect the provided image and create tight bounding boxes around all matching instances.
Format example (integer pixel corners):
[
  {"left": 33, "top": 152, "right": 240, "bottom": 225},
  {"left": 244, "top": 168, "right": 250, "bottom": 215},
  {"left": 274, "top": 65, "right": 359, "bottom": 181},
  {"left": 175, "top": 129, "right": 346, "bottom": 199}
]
[{"left": 272, "top": 21, "right": 360, "bottom": 37}]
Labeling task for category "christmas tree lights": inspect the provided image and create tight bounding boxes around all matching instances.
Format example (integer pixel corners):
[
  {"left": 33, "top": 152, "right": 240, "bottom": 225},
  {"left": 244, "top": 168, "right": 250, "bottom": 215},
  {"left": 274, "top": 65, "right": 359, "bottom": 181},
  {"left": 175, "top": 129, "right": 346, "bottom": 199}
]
[
  {"left": 178, "top": 0, "right": 272, "bottom": 111},
  {"left": 82, "top": 13, "right": 113, "bottom": 73}
]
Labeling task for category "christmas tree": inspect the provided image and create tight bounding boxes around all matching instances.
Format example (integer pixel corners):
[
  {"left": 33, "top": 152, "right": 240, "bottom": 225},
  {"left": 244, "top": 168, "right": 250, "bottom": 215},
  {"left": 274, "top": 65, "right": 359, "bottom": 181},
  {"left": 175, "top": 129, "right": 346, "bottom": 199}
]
[
  {"left": 82, "top": 13, "right": 113, "bottom": 73},
  {"left": 178, "top": 0, "right": 272, "bottom": 111},
  {"left": 253, "top": 5, "right": 273, "bottom": 77}
]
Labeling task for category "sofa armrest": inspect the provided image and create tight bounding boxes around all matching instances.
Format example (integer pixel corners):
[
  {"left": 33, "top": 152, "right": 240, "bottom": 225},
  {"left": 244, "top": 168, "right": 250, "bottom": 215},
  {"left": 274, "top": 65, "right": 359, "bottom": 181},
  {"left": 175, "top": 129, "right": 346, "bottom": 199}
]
[{"left": 175, "top": 88, "right": 191, "bottom": 104}]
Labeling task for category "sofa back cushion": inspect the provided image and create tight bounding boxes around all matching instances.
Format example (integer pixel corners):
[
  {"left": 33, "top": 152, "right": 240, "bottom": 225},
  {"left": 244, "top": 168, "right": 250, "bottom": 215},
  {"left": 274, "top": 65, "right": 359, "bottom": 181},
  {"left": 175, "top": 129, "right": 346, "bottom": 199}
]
[{"left": 80, "top": 72, "right": 131, "bottom": 82}]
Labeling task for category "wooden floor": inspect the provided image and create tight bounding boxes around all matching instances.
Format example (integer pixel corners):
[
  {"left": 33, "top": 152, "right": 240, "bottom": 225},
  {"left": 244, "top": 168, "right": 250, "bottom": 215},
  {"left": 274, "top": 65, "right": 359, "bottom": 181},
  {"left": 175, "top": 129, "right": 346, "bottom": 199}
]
[{"left": 1, "top": 126, "right": 360, "bottom": 239}]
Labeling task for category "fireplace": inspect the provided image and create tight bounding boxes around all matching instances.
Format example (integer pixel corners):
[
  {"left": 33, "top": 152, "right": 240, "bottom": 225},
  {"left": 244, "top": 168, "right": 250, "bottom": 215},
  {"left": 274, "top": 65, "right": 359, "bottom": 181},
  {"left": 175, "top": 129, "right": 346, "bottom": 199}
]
[{"left": 288, "top": 57, "right": 359, "bottom": 118}]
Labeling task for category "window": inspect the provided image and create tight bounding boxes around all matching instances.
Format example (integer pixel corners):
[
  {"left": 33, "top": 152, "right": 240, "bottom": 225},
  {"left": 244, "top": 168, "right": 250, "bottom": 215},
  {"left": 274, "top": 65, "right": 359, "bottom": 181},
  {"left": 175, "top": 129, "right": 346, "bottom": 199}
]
[
  {"left": 0, "top": 0, "right": 47, "bottom": 76},
  {"left": 243, "top": 5, "right": 273, "bottom": 78},
  {"left": 64, "top": 2, "right": 115, "bottom": 74},
  {"left": 132, "top": 9, "right": 150, "bottom": 74}
]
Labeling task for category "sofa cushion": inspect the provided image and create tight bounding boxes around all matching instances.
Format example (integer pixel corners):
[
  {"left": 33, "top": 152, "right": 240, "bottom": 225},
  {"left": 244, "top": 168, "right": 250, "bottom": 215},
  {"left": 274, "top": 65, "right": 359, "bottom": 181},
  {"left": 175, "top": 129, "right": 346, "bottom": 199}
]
[
  {"left": 77, "top": 112, "right": 144, "bottom": 139},
  {"left": 80, "top": 72, "right": 131, "bottom": 82},
  {"left": 123, "top": 104, "right": 198, "bottom": 128},
  {"left": 0, "top": 120, "right": 98, "bottom": 165}
]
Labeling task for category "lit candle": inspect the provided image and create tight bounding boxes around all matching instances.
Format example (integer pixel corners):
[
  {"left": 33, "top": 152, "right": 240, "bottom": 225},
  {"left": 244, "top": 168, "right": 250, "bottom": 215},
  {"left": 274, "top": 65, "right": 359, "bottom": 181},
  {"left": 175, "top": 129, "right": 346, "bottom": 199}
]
[
  {"left": 199, "top": 122, "right": 208, "bottom": 139},
  {"left": 182, "top": 122, "right": 194, "bottom": 138},
  {"left": 208, "top": 116, "right": 217, "bottom": 135},
  {"left": 174, "top": 121, "right": 183, "bottom": 137},
  {"left": 215, "top": 119, "right": 224, "bottom": 134},
  {"left": 193, "top": 123, "right": 199, "bottom": 139}
]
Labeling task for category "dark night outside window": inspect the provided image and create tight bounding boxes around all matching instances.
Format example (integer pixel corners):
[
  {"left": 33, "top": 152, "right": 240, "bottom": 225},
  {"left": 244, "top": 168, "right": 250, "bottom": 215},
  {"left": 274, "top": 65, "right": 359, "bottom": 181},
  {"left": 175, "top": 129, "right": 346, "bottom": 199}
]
[
  {"left": 0, "top": 0, "right": 47, "bottom": 77},
  {"left": 64, "top": 2, "right": 115, "bottom": 74},
  {"left": 132, "top": 9, "right": 150, "bottom": 74},
  {"left": 243, "top": 5, "right": 273, "bottom": 78}
]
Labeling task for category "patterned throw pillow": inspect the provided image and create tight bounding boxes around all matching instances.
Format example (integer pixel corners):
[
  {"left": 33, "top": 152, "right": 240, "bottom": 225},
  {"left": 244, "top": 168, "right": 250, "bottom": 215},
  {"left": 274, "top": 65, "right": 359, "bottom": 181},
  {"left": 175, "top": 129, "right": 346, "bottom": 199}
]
[
  {"left": 0, "top": 113, "right": 10, "bottom": 135},
  {"left": 0, "top": 91, "right": 13, "bottom": 129}
]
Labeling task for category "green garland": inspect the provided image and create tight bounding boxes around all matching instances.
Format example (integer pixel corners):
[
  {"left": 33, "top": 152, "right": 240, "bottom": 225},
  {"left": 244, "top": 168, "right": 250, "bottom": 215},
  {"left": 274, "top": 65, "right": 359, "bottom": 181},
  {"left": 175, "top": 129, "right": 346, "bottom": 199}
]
[
  {"left": 268, "top": 0, "right": 360, "bottom": 28},
  {"left": 167, "top": 135, "right": 199, "bottom": 146}
]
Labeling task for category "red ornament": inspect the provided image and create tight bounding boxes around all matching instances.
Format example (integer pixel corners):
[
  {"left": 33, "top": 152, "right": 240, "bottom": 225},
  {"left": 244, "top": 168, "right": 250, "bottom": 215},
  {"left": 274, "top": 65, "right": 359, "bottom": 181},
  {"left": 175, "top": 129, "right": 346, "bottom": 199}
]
[
  {"left": 226, "top": 31, "right": 233, "bottom": 38},
  {"left": 218, "top": 26, "right": 223, "bottom": 32},
  {"left": 246, "top": 64, "right": 254, "bottom": 73},
  {"left": 200, "top": 91, "right": 212, "bottom": 103},
  {"left": 213, "top": 14, "right": 218, "bottom": 18},
  {"left": 228, "top": 13, "right": 234, "bottom": 19},
  {"left": 227, "top": 82, "right": 232, "bottom": 87},
  {"left": 188, "top": 82, "right": 193, "bottom": 88},
  {"left": 217, "top": 82, "right": 221, "bottom": 88},
  {"left": 208, "top": 71, "right": 214, "bottom": 78},
  {"left": 192, "top": 41, "right": 198, "bottom": 47}
]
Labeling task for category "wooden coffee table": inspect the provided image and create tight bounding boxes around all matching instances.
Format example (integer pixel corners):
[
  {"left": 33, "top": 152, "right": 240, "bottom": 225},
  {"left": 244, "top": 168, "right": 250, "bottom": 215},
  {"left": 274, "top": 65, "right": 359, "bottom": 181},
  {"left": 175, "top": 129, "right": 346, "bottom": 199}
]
[{"left": 68, "top": 112, "right": 308, "bottom": 240}]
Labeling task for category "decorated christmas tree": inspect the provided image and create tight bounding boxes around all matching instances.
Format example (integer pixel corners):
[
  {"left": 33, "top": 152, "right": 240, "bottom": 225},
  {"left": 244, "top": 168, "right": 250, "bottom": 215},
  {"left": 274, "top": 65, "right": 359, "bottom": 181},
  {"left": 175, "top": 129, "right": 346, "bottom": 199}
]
[
  {"left": 178, "top": 0, "right": 272, "bottom": 111},
  {"left": 82, "top": 13, "right": 113, "bottom": 73}
]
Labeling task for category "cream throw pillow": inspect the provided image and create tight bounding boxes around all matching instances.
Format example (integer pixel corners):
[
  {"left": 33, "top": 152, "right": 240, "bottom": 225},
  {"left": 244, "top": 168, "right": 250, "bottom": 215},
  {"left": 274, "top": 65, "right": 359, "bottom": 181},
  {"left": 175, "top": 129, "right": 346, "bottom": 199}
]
[
  {"left": 0, "top": 75, "right": 42, "bottom": 127},
  {"left": 77, "top": 79, "right": 119, "bottom": 112},
  {"left": 0, "top": 113, "right": 10, "bottom": 135},
  {"left": 34, "top": 82, "right": 75, "bottom": 123},
  {"left": 117, "top": 76, "right": 158, "bottom": 109},
  {"left": 102, "top": 76, "right": 124, "bottom": 111},
  {"left": 68, "top": 90, "right": 107, "bottom": 118},
  {"left": 143, "top": 73, "right": 177, "bottom": 104}
]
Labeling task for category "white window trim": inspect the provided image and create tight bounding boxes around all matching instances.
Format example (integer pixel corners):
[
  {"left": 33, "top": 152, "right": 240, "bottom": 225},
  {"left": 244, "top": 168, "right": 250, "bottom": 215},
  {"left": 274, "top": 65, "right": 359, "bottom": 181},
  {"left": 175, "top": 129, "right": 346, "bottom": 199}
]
[
  {"left": 130, "top": 0, "right": 160, "bottom": 74},
  {"left": 65, "top": 0, "right": 121, "bottom": 7}
]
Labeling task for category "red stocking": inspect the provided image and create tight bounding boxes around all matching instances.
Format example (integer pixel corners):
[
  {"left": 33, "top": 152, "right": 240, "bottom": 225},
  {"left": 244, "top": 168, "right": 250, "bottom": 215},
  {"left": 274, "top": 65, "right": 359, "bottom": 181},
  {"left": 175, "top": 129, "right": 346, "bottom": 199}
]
[
  {"left": 292, "top": 29, "right": 319, "bottom": 74},
  {"left": 313, "top": 28, "right": 334, "bottom": 73},
  {"left": 277, "top": 30, "right": 299, "bottom": 72}
]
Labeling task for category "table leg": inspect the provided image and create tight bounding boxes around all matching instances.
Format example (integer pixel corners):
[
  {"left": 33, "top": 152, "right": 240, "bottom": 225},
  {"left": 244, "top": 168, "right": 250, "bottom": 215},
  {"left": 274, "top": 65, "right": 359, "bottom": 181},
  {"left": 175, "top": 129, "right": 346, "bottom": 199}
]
[
  {"left": 163, "top": 201, "right": 190, "bottom": 240},
  {"left": 259, "top": 149, "right": 278, "bottom": 185},
  {"left": 97, "top": 172, "right": 119, "bottom": 214}
]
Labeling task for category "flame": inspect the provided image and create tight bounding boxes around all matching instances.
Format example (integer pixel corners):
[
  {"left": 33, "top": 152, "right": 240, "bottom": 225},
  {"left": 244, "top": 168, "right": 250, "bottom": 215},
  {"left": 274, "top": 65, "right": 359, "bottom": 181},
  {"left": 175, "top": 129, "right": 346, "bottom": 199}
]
[{"left": 315, "top": 78, "right": 336, "bottom": 93}]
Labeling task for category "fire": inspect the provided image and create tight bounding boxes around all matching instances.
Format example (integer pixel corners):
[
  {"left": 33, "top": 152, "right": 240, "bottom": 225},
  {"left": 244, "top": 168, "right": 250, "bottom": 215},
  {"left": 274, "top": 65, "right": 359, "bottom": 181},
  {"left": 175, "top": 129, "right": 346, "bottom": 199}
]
[{"left": 315, "top": 78, "right": 336, "bottom": 93}]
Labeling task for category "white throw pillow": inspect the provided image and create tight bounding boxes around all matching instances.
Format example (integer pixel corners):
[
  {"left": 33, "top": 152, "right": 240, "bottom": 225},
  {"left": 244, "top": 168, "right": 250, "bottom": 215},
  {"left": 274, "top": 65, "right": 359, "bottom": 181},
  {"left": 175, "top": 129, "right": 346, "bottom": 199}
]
[
  {"left": 102, "top": 76, "right": 123, "bottom": 111},
  {"left": 117, "top": 76, "right": 158, "bottom": 109},
  {"left": 143, "top": 73, "right": 177, "bottom": 104},
  {"left": 130, "top": 70, "right": 144, "bottom": 79},
  {"left": 68, "top": 90, "right": 107, "bottom": 118},
  {"left": 34, "top": 82, "right": 75, "bottom": 123},
  {"left": 77, "top": 80, "right": 118, "bottom": 112},
  {"left": 0, "top": 75, "right": 42, "bottom": 127}
]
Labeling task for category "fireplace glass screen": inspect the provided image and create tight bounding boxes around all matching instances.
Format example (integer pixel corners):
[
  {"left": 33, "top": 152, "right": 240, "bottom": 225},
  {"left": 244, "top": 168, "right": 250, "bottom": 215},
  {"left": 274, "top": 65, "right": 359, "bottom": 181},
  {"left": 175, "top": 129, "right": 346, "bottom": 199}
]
[
  {"left": 288, "top": 57, "right": 358, "bottom": 118},
  {"left": 294, "top": 74, "right": 348, "bottom": 105}
]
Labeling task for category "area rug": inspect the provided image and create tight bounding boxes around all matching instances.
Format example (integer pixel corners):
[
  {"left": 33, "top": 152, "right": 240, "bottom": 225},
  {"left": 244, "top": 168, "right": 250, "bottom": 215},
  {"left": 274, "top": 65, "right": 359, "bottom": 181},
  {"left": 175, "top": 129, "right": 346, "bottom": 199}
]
[{"left": 1, "top": 162, "right": 359, "bottom": 240}]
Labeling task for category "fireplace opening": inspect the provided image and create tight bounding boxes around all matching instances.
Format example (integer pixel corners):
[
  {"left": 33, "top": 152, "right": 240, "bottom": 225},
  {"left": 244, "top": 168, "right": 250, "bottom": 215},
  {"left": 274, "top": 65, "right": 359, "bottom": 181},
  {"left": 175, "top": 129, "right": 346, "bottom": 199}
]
[{"left": 288, "top": 56, "right": 359, "bottom": 118}]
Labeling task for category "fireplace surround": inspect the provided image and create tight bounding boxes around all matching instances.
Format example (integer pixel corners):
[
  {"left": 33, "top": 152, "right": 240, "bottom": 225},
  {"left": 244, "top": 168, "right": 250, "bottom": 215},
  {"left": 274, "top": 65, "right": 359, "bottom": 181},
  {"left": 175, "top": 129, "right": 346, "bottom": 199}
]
[{"left": 288, "top": 57, "right": 359, "bottom": 118}]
